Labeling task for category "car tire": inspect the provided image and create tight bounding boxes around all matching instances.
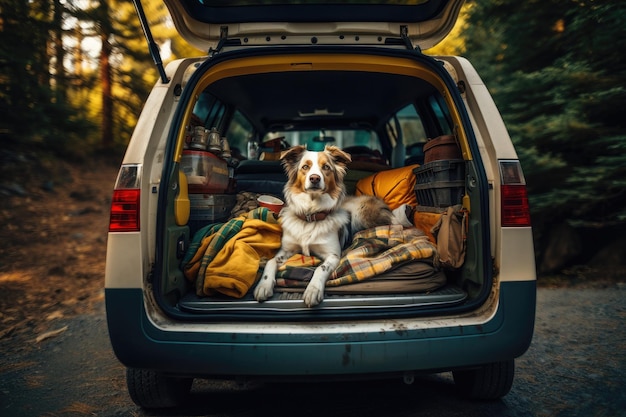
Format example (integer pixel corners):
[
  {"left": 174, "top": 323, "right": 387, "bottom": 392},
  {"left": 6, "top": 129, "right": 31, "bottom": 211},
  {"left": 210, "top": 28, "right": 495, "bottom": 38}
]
[
  {"left": 126, "top": 367, "right": 193, "bottom": 409},
  {"left": 452, "top": 359, "right": 515, "bottom": 400}
]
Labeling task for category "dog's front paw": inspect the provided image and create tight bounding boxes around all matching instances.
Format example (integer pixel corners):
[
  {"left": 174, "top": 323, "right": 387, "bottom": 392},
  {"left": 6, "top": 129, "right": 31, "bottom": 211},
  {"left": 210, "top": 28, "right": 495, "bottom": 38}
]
[
  {"left": 302, "top": 283, "right": 324, "bottom": 307},
  {"left": 253, "top": 276, "right": 275, "bottom": 302}
]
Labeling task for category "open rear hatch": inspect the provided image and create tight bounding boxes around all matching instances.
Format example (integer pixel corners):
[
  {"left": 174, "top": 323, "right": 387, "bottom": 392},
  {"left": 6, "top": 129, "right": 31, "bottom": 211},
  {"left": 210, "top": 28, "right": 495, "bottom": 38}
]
[
  {"left": 155, "top": 52, "right": 489, "bottom": 320},
  {"left": 133, "top": 0, "right": 465, "bottom": 80},
  {"left": 139, "top": 0, "right": 493, "bottom": 320},
  {"left": 163, "top": 0, "right": 464, "bottom": 51}
]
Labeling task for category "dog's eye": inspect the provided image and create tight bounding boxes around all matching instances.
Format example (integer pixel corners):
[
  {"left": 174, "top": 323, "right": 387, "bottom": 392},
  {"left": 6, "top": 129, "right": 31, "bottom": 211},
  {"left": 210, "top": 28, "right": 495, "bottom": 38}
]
[
  {"left": 322, "top": 164, "right": 331, "bottom": 171},
  {"left": 301, "top": 164, "right": 309, "bottom": 171}
]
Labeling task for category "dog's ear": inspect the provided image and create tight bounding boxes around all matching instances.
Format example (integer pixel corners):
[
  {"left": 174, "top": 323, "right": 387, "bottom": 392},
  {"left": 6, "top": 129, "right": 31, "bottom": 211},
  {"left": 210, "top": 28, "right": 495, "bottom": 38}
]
[
  {"left": 325, "top": 145, "right": 352, "bottom": 167},
  {"left": 280, "top": 145, "right": 307, "bottom": 169}
]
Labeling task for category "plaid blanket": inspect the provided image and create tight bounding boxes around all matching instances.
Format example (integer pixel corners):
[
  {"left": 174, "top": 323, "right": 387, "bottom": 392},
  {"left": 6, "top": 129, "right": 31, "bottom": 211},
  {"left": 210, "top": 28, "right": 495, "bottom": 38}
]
[
  {"left": 183, "top": 209, "right": 438, "bottom": 297},
  {"left": 275, "top": 225, "right": 437, "bottom": 288}
]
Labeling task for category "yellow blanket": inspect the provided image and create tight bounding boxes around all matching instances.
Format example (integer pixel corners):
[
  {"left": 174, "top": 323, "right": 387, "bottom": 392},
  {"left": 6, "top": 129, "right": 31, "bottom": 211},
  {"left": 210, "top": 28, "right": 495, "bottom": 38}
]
[{"left": 182, "top": 208, "right": 282, "bottom": 298}]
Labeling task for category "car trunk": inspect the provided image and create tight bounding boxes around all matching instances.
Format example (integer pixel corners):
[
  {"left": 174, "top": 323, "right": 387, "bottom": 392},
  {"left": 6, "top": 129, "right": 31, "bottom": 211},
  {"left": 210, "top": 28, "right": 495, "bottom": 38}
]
[{"left": 150, "top": 46, "right": 492, "bottom": 321}]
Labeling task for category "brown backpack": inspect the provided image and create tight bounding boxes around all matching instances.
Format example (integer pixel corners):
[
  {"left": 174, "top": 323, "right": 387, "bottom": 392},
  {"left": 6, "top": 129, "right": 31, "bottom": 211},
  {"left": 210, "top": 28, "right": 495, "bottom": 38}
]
[{"left": 431, "top": 204, "right": 468, "bottom": 269}]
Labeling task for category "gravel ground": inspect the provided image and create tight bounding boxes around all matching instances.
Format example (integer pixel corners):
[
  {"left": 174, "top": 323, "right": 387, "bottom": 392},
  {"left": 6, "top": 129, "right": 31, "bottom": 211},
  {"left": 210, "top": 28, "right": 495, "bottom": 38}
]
[
  {"left": 511, "top": 284, "right": 626, "bottom": 417},
  {"left": 1, "top": 283, "right": 625, "bottom": 417},
  {"left": 2, "top": 151, "right": 624, "bottom": 416}
]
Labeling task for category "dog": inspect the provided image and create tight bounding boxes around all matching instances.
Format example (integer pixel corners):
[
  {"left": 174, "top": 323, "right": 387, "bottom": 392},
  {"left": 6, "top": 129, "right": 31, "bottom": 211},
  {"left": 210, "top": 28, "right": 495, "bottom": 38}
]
[{"left": 253, "top": 145, "right": 401, "bottom": 307}]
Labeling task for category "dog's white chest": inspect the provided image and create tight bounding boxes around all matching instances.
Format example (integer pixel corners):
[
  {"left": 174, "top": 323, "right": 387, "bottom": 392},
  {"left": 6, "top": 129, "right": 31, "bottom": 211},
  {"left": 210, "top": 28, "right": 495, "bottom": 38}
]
[{"left": 280, "top": 213, "right": 346, "bottom": 258}]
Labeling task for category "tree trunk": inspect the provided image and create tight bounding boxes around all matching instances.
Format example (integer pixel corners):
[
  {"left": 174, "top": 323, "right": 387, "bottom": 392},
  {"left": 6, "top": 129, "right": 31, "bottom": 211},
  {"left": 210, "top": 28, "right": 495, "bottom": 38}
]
[
  {"left": 99, "top": 2, "right": 113, "bottom": 148},
  {"left": 73, "top": 29, "right": 84, "bottom": 85},
  {"left": 53, "top": 0, "right": 66, "bottom": 104}
]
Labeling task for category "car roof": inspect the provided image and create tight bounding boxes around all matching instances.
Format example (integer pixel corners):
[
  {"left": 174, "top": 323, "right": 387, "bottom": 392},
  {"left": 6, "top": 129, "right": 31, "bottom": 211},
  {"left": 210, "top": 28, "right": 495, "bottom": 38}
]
[{"left": 163, "top": 0, "right": 464, "bottom": 52}]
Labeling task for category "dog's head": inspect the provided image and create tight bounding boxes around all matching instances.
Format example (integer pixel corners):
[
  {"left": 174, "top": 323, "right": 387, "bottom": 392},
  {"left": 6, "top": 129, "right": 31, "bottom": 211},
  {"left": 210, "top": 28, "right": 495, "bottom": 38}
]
[{"left": 281, "top": 145, "right": 352, "bottom": 200}]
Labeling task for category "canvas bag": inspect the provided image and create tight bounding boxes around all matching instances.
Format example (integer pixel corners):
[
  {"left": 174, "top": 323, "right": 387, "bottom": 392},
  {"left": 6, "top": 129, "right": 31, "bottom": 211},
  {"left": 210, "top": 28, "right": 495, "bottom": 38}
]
[{"left": 430, "top": 204, "right": 468, "bottom": 269}]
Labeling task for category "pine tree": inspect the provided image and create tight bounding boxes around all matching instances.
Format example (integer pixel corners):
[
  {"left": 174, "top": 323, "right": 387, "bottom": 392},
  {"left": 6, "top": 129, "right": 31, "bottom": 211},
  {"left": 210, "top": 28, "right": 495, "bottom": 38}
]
[
  {"left": 68, "top": 0, "right": 176, "bottom": 150},
  {"left": 464, "top": 0, "right": 626, "bottom": 227},
  {"left": 0, "top": 0, "right": 93, "bottom": 152}
]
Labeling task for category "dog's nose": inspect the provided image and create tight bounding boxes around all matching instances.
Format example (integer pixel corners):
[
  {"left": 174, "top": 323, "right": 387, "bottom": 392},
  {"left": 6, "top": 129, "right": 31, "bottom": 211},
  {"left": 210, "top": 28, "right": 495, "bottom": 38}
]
[{"left": 309, "top": 174, "right": 321, "bottom": 185}]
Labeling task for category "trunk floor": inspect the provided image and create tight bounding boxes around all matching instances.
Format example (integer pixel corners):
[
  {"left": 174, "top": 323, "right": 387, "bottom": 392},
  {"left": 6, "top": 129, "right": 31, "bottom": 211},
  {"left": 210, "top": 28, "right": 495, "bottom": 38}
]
[{"left": 177, "top": 284, "right": 467, "bottom": 313}]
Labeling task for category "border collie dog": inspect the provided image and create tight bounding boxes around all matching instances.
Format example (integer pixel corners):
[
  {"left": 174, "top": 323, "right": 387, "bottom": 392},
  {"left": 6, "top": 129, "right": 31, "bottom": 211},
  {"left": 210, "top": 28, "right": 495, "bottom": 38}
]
[{"left": 253, "top": 145, "right": 397, "bottom": 307}]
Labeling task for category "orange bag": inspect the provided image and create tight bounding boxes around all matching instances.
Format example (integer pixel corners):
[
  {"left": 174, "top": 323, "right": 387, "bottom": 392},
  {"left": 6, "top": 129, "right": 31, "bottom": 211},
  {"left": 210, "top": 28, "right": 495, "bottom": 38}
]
[
  {"left": 413, "top": 209, "right": 443, "bottom": 244},
  {"left": 355, "top": 165, "right": 419, "bottom": 210}
]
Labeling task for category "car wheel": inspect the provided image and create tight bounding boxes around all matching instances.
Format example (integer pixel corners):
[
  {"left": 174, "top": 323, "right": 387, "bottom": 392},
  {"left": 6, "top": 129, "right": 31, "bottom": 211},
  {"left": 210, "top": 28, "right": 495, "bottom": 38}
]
[
  {"left": 452, "top": 359, "right": 514, "bottom": 400},
  {"left": 126, "top": 368, "right": 193, "bottom": 409}
]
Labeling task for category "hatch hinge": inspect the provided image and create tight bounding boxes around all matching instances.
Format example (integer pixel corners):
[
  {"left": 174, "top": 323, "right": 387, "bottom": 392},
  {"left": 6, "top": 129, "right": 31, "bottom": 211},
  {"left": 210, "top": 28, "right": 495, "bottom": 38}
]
[{"left": 400, "top": 25, "right": 415, "bottom": 51}]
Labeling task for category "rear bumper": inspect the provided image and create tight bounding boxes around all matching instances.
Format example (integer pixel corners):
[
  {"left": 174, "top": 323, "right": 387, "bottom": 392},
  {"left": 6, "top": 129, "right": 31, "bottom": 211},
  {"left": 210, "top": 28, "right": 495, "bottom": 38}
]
[{"left": 105, "top": 280, "right": 535, "bottom": 377}]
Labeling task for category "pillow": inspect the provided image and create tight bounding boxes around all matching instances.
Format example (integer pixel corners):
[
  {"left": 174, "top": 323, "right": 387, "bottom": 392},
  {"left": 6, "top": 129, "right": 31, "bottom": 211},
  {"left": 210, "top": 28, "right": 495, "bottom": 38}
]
[{"left": 355, "top": 165, "right": 419, "bottom": 210}]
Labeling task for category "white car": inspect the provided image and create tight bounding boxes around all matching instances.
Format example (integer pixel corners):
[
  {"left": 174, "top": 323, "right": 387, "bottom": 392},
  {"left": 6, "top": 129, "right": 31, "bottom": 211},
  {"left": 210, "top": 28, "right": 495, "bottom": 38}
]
[{"left": 105, "top": 0, "right": 536, "bottom": 409}]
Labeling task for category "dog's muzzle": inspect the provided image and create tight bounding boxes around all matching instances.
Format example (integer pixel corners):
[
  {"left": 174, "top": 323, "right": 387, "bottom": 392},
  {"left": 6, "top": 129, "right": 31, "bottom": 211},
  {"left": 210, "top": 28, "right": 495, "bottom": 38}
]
[{"left": 306, "top": 174, "right": 323, "bottom": 190}]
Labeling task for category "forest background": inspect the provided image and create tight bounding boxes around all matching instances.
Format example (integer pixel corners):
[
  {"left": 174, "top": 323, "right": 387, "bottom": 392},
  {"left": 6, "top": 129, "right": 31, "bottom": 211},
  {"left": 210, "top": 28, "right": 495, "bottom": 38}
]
[{"left": 1, "top": 0, "right": 625, "bottom": 278}]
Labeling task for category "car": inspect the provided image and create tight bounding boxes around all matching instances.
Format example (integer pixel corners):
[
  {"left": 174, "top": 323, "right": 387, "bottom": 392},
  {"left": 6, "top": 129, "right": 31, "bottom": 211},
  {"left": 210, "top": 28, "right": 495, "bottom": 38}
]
[{"left": 105, "top": 0, "right": 536, "bottom": 409}]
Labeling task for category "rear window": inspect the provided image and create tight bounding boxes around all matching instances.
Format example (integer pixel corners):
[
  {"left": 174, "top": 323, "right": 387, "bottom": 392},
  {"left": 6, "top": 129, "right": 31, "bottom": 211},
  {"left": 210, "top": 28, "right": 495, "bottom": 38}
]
[{"left": 264, "top": 130, "right": 381, "bottom": 153}]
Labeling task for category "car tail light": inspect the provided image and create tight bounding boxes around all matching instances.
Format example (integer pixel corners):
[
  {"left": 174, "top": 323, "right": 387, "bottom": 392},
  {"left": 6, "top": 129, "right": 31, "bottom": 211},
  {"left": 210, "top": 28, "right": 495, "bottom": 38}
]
[
  {"left": 500, "top": 160, "right": 531, "bottom": 227},
  {"left": 109, "top": 189, "right": 140, "bottom": 232},
  {"left": 109, "top": 164, "right": 142, "bottom": 232}
]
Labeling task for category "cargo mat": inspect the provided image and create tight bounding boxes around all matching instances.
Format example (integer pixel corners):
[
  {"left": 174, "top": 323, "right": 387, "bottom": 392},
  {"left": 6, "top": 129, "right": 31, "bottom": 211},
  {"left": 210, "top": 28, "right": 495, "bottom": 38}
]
[{"left": 177, "top": 284, "right": 467, "bottom": 314}]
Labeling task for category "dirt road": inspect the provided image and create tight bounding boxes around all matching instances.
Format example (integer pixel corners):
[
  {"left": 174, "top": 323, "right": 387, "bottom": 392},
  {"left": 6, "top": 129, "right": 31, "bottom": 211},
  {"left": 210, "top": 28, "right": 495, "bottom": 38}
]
[
  {"left": 0, "top": 152, "right": 624, "bottom": 416},
  {"left": 1, "top": 285, "right": 624, "bottom": 417}
]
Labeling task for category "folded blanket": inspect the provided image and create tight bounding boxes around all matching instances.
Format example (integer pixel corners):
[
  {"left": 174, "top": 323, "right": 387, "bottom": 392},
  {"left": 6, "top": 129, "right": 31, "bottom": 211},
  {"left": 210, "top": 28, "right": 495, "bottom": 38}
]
[
  {"left": 277, "top": 262, "right": 446, "bottom": 294},
  {"left": 331, "top": 225, "right": 436, "bottom": 286},
  {"left": 275, "top": 225, "right": 438, "bottom": 289},
  {"left": 182, "top": 207, "right": 281, "bottom": 298},
  {"left": 183, "top": 210, "right": 439, "bottom": 298}
]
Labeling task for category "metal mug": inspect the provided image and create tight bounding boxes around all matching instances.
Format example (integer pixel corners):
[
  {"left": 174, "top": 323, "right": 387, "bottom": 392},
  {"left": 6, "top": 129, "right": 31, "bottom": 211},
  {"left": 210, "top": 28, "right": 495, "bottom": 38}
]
[
  {"left": 189, "top": 126, "right": 208, "bottom": 150},
  {"left": 207, "top": 128, "right": 222, "bottom": 154}
]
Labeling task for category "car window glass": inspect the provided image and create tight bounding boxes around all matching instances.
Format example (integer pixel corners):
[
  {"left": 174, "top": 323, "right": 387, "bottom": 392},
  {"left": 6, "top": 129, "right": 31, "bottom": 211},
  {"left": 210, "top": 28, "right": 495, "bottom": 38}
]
[
  {"left": 226, "top": 110, "right": 254, "bottom": 160},
  {"left": 396, "top": 104, "right": 427, "bottom": 146},
  {"left": 193, "top": 92, "right": 225, "bottom": 131},
  {"left": 428, "top": 94, "right": 453, "bottom": 135},
  {"left": 269, "top": 130, "right": 381, "bottom": 153},
  {"left": 395, "top": 104, "right": 427, "bottom": 166}
]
